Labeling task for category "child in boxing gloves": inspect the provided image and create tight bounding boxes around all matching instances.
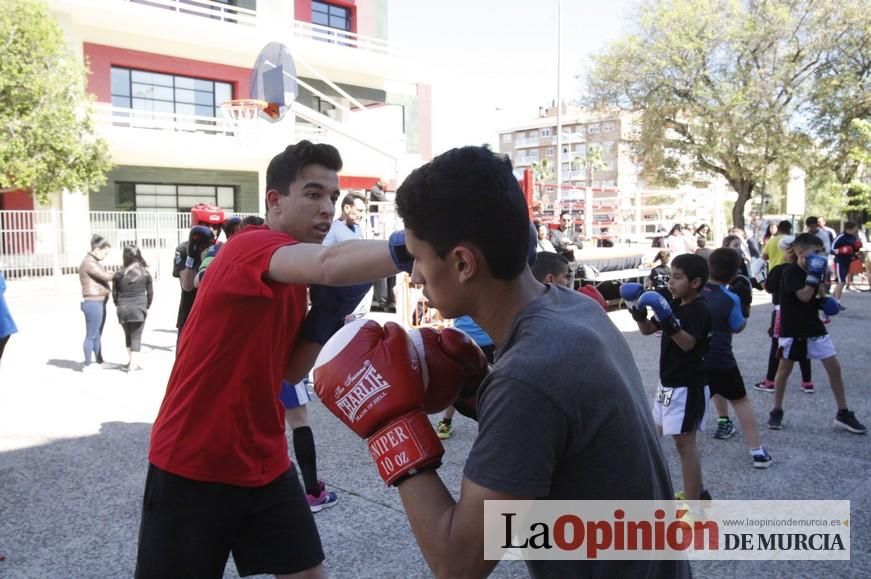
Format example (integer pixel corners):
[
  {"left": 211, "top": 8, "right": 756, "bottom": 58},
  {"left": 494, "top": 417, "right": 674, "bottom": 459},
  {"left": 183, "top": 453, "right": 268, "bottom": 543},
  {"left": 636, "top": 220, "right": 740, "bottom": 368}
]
[
  {"left": 701, "top": 248, "right": 772, "bottom": 468},
  {"left": 621, "top": 254, "right": 713, "bottom": 502},
  {"left": 767, "top": 233, "right": 866, "bottom": 434}
]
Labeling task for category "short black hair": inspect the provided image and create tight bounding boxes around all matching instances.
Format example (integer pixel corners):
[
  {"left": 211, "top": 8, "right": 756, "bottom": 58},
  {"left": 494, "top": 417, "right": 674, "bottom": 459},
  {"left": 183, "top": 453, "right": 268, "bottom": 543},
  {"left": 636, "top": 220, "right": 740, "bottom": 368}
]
[
  {"left": 721, "top": 234, "right": 741, "bottom": 248},
  {"left": 242, "top": 215, "right": 265, "bottom": 227},
  {"left": 672, "top": 253, "right": 708, "bottom": 288},
  {"left": 266, "top": 140, "right": 342, "bottom": 198},
  {"left": 531, "top": 251, "right": 569, "bottom": 283},
  {"left": 341, "top": 192, "right": 365, "bottom": 209},
  {"left": 793, "top": 232, "right": 823, "bottom": 250},
  {"left": 777, "top": 220, "right": 793, "bottom": 234},
  {"left": 395, "top": 146, "right": 530, "bottom": 280},
  {"left": 708, "top": 247, "right": 740, "bottom": 283},
  {"left": 805, "top": 216, "right": 819, "bottom": 227},
  {"left": 844, "top": 220, "right": 857, "bottom": 231}
]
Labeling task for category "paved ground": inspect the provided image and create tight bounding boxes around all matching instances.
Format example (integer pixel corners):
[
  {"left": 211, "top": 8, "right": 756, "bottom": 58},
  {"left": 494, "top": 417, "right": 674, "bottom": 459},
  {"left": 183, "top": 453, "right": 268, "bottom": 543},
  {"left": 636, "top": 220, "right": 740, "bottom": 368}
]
[{"left": 0, "top": 275, "right": 868, "bottom": 578}]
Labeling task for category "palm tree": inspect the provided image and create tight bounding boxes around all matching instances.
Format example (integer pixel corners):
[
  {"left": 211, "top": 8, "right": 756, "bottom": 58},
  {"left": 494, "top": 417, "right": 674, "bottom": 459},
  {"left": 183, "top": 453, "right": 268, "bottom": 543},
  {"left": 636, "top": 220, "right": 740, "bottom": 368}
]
[
  {"left": 531, "top": 158, "right": 555, "bottom": 201},
  {"left": 571, "top": 144, "right": 606, "bottom": 190}
]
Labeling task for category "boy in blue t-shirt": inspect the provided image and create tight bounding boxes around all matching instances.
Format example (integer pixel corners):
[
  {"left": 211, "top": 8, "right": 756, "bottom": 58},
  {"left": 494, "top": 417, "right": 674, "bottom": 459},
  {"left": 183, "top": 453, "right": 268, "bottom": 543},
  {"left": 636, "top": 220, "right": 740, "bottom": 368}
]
[
  {"left": 435, "top": 315, "right": 495, "bottom": 439},
  {"left": 702, "top": 248, "right": 772, "bottom": 468}
]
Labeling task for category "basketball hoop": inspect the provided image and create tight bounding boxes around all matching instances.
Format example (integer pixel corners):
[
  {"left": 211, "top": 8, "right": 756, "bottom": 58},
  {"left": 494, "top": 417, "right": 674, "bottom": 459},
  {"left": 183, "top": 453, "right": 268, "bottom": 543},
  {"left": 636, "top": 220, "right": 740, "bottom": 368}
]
[{"left": 219, "top": 99, "right": 269, "bottom": 144}]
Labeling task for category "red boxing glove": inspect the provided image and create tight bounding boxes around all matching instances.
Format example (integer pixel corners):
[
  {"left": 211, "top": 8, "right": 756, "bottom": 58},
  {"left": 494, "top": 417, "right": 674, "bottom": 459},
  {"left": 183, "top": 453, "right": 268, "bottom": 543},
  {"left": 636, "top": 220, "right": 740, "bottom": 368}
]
[
  {"left": 836, "top": 245, "right": 854, "bottom": 256},
  {"left": 410, "top": 327, "right": 490, "bottom": 414},
  {"left": 314, "top": 319, "right": 443, "bottom": 485},
  {"left": 578, "top": 285, "right": 608, "bottom": 311},
  {"left": 853, "top": 239, "right": 863, "bottom": 252}
]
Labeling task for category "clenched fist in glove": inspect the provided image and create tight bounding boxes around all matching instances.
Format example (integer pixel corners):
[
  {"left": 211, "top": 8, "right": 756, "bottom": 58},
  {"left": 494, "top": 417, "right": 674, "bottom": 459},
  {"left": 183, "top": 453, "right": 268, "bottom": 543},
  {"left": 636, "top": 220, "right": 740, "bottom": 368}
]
[
  {"left": 620, "top": 282, "right": 648, "bottom": 322},
  {"left": 185, "top": 225, "right": 215, "bottom": 270},
  {"left": 314, "top": 319, "right": 443, "bottom": 486},
  {"left": 728, "top": 275, "right": 753, "bottom": 318},
  {"left": 409, "top": 326, "right": 490, "bottom": 416}
]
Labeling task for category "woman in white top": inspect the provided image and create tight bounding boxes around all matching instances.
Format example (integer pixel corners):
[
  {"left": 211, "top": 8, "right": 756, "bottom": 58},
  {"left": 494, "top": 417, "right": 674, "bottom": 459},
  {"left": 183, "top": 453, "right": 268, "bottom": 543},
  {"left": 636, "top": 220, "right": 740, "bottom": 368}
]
[
  {"left": 536, "top": 223, "right": 557, "bottom": 253},
  {"left": 666, "top": 224, "right": 695, "bottom": 261}
]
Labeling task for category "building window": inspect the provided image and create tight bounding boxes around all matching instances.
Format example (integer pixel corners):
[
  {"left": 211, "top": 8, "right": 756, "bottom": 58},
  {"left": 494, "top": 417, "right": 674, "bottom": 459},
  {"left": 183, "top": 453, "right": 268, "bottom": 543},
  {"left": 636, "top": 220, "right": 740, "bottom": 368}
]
[
  {"left": 312, "top": 1, "right": 351, "bottom": 31},
  {"left": 502, "top": 133, "right": 512, "bottom": 144},
  {"left": 587, "top": 124, "right": 600, "bottom": 134},
  {"left": 601, "top": 122, "right": 615, "bottom": 132},
  {"left": 111, "top": 67, "right": 233, "bottom": 118},
  {"left": 540, "top": 127, "right": 551, "bottom": 137},
  {"left": 118, "top": 182, "right": 236, "bottom": 212},
  {"left": 545, "top": 147, "right": 554, "bottom": 157}
]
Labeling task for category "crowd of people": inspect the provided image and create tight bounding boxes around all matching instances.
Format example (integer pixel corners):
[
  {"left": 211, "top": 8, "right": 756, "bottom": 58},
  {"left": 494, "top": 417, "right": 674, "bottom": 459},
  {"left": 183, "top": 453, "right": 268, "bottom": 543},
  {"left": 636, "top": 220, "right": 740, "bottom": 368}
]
[{"left": 61, "top": 138, "right": 869, "bottom": 577}]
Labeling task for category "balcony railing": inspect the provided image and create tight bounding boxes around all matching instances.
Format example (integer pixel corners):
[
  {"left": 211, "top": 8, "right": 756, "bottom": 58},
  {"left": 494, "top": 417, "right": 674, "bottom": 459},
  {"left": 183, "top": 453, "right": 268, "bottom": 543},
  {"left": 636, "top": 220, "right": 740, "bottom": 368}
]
[
  {"left": 126, "top": 0, "right": 257, "bottom": 27},
  {"left": 93, "top": 103, "right": 327, "bottom": 140},
  {"left": 292, "top": 21, "right": 398, "bottom": 56},
  {"left": 93, "top": 103, "right": 237, "bottom": 136},
  {"left": 514, "top": 137, "right": 540, "bottom": 148}
]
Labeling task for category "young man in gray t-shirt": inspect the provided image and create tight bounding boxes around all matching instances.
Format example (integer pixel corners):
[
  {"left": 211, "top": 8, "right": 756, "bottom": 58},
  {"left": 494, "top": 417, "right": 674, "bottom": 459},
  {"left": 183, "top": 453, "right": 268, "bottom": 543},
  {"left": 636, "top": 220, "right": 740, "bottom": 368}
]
[{"left": 384, "top": 147, "right": 690, "bottom": 578}]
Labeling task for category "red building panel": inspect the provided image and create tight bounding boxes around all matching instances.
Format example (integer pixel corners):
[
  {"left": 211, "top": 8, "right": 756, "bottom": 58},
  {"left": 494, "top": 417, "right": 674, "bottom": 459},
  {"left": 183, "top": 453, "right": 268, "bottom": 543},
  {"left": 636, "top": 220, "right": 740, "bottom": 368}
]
[{"left": 83, "top": 43, "right": 251, "bottom": 102}]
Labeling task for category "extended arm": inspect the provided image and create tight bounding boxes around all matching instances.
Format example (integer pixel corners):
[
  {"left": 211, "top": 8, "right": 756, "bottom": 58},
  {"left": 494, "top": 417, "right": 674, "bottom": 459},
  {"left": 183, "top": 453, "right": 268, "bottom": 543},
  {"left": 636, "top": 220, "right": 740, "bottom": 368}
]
[{"left": 268, "top": 239, "right": 402, "bottom": 285}]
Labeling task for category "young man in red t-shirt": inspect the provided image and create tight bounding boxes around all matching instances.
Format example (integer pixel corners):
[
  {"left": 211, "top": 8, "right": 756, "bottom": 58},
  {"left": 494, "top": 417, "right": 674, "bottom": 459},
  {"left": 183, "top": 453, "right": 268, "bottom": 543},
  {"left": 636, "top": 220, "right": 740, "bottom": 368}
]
[{"left": 135, "top": 141, "right": 412, "bottom": 579}]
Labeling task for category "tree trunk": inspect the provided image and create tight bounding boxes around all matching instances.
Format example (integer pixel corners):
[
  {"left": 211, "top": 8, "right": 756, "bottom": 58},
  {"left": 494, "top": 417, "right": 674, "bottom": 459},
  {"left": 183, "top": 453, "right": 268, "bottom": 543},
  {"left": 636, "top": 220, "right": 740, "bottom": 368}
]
[{"left": 729, "top": 180, "right": 754, "bottom": 229}]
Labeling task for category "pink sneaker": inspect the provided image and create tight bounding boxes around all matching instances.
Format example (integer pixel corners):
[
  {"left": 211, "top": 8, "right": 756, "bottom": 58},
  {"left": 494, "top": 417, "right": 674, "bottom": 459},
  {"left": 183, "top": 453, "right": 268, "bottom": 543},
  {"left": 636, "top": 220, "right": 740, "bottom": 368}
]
[
  {"left": 800, "top": 381, "right": 815, "bottom": 394},
  {"left": 306, "top": 481, "right": 338, "bottom": 513},
  {"left": 754, "top": 380, "right": 775, "bottom": 393}
]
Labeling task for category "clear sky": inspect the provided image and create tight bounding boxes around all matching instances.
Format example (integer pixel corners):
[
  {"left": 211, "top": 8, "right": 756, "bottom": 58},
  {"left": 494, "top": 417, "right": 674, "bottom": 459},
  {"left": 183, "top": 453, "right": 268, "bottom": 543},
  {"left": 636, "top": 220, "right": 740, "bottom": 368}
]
[{"left": 389, "top": 0, "right": 637, "bottom": 154}]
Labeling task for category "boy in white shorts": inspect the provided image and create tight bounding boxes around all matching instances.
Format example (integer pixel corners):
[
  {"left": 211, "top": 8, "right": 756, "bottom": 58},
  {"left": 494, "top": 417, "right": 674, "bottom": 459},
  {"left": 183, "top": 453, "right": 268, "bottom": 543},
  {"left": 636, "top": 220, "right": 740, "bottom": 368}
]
[
  {"left": 768, "top": 233, "right": 867, "bottom": 434},
  {"left": 623, "top": 253, "right": 713, "bottom": 500}
]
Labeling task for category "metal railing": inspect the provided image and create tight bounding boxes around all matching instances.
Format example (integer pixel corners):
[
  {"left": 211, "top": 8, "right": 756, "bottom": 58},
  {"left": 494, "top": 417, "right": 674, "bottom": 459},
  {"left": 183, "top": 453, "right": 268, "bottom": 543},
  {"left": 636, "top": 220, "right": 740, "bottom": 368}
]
[
  {"left": 0, "top": 210, "right": 254, "bottom": 280},
  {"left": 292, "top": 21, "right": 398, "bottom": 57},
  {"left": 126, "top": 0, "right": 257, "bottom": 26},
  {"left": 92, "top": 103, "right": 237, "bottom": 136}
]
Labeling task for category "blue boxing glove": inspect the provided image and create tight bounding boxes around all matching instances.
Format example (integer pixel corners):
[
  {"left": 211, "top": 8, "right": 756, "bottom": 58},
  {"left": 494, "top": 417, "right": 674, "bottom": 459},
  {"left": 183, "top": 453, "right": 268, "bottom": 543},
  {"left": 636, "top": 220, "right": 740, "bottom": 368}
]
[
  {"left": 619, "top": 282, "right": 648, "bottom": 322},
  {"left": 388, "top": 230, "right": 413, "bottom": 273},
  {"left": 820, "top": 297, "right": 842, "bottom": 317},
  {"left": 637, "top": 291, "right": 681, "bottom": 335},
  {"left": 301, "top": 283, "right": 373, "bottom": 345},
  {"left": 728, "top": 274, "right": 753, "bottom": 318},
  {"left": 805, "top": 254, "right": 827, "bottom": 287},
  {"left": 185, "top": 225, "right": 215, "bottom": 269}
]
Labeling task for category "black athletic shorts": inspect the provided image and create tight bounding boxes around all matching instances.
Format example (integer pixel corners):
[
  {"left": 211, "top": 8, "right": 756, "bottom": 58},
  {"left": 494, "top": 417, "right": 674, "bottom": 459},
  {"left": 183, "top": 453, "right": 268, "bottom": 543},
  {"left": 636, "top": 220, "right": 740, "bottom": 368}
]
[
  {"left": 135, "top": 463, "right": 324, "bottom": 578},
  {"left": 706, "top": 366, "right": 747, "bottom": 401}
]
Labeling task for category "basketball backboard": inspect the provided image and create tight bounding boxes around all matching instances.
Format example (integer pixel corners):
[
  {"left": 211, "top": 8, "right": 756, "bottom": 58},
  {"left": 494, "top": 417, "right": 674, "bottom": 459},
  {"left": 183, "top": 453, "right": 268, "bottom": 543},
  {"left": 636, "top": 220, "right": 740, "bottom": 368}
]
[{"left": 249, "top": 42, "right": 298, "bottom": 123}]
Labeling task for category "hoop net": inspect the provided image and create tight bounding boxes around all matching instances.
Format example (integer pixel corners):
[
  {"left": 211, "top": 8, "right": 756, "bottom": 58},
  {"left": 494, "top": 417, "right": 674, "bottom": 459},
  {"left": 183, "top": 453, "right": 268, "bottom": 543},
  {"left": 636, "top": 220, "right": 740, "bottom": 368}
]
[{"left": 219, "top": 99, "right": 268, "bottom": 145}]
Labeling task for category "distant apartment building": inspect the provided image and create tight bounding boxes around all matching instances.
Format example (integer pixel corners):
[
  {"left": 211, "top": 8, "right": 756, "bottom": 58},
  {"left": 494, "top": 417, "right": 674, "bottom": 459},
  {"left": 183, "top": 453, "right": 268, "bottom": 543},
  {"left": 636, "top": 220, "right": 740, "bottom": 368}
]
[{"left": 499, "top": 105, "right": 724, "bottom": 241}]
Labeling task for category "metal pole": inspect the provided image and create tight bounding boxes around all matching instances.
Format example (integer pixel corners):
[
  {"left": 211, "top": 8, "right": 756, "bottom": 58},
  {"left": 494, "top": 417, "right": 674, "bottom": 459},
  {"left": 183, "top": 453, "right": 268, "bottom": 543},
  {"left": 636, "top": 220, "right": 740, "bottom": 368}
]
[{"left": 555, "top": 0, "right": 563, "bottom": 215}]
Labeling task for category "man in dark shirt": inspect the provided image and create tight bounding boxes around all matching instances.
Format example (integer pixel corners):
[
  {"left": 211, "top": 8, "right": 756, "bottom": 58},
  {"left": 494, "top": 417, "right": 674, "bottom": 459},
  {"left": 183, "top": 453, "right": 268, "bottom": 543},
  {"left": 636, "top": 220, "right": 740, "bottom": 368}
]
[
  {"left": 340, "top": 146, "right": 690, "bottom": 578},
  {"left": 768, "top": 233, "right": 866, "bottom": 434},
  {"left": 548, "top": 211, "right": 582, "bottom": 260}
]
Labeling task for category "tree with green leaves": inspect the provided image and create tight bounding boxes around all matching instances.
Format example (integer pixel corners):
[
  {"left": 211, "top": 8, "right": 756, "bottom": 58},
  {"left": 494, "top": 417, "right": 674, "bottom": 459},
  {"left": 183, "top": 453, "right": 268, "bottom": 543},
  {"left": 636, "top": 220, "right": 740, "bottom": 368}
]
[
  {"left": 586, "top": 0, "right": 849, "bottom": 228},
  {"left": 531, "top": 158, "right": 555, "bottom": 200},
  {"left": 572, "top": 144, "right": 605, "bottom": 189},
  {"left": 0, "top": 0, "right": 112, "bottom": 205}
]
